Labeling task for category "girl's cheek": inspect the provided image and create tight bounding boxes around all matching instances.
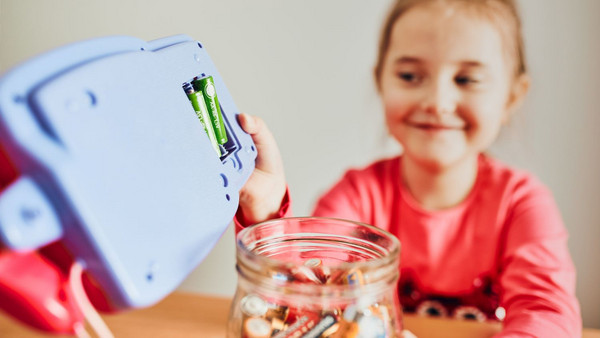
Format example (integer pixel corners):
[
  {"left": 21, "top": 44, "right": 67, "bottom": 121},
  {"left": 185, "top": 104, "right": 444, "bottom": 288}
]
[
  {"left": 384, "top": 101, "right": 408, "bottom": 121},
  {"left": 382, "top": 91, "right": 411, "bottom": 115}
]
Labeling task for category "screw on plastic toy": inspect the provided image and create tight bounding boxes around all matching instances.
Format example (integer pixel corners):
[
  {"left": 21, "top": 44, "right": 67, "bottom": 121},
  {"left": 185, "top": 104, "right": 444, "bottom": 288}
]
[
  {"left": 146, "top": 262, "right": 159, "bottom": 283},
  {"left": 0, "top": 177, "right": 62, "bottom": 250},
  {"left": 20, "top": 207, "right": 41, "bottom": 224},
  {"left": 12, "top": 95, "right": 25, "bottom": 104}
]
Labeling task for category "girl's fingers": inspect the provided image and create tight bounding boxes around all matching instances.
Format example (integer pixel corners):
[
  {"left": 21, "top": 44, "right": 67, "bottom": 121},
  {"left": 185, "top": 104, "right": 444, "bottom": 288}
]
[
  {"left": 238, "top": 113, "right": 273, "bottom": 147},
  {"left": 238, "top": 113, "right": 258, "bottom": 134},
  {"left": 237, "top": 113, "right": 287, "bottom": 224},
  {"left": 237, "top": 113, "right": 284, "bottom": 173}
]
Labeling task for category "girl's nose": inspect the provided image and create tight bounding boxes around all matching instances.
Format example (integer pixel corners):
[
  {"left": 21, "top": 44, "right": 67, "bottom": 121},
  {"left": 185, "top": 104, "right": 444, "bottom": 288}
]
[{"left": 420, "top": 80, "right": 457, "bottom": 116}]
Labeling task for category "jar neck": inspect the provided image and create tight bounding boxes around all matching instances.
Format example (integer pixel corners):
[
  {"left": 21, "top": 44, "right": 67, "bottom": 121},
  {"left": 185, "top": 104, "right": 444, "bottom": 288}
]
[
  {"left": 236, "top": 258, "right": 399, "bottom": 308},
  {"left": 235, "top": 217, "right": 401, "bottom": 306}
]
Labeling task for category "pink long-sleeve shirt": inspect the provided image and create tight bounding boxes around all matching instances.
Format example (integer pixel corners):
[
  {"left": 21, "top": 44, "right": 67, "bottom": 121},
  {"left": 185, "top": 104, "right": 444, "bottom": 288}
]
[{"left": 235, "top": 154, "right": 581, "bottom": 337}]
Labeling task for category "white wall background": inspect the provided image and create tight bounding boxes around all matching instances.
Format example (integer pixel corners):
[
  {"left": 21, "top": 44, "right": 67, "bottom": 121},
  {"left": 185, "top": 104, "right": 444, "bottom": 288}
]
[{"left": 1, "top": 0, "right": 598, "bottom": 329}]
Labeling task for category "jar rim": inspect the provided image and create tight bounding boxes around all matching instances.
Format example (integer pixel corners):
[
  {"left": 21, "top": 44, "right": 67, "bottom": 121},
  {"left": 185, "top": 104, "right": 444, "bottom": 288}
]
[{"left": 236, "top": 216, "right": 401, "bottom": 275}]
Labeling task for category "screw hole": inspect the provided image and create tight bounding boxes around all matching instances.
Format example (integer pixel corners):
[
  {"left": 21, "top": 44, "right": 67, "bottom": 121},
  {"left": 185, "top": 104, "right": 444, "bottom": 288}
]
[
  {"left": 197, "top": 42, "right": 203, "bottom": 49},
  {"left": 251, "top": 145, "right": 256, "bottom": 152},
  {"left": 21, "top": 208, "right": 40, "bottom": 224},
  {"left": 146, "top": 273, "right": 153, "bottom": 282},
  {"left": 225, "top": 194, "right": 230, "bottom": 201},
  {"left": 140, "top": 47, "right": 145, "bottom": 51},
  {"left": 13, "top": 95, "right": 24, "bottom": 104}
]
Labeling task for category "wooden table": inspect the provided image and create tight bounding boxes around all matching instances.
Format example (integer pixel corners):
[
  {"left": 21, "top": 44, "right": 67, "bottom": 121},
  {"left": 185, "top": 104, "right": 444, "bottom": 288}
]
[{"left": 1, "top": 292, "right": 598, "bottom": 337}]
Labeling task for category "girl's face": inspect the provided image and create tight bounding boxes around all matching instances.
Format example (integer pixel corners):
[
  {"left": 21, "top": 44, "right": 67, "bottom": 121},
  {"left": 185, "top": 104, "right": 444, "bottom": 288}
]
[{"left": 379, "top": 3, "right": 523, "bottom": 170}]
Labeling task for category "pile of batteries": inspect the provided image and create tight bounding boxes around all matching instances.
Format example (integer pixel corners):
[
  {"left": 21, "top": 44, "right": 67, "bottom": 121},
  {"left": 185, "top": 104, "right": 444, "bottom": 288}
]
[
  {"left": 183, "top": 75, "right": 234, "bottom": 158},
  {"left": 237, "top": 258, "right": 396, "bottom": 338}
]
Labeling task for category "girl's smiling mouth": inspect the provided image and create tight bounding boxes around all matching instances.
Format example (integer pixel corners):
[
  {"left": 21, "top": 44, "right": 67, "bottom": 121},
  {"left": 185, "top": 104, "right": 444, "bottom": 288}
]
[{"left": 405, "top": 120, "right": 465, "bottom": 131}]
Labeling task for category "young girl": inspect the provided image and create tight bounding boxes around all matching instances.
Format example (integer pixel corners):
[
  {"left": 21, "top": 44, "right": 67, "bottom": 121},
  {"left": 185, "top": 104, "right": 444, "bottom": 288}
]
[{"left": 235, "top": 0, "right": 581, "bottom": 336}]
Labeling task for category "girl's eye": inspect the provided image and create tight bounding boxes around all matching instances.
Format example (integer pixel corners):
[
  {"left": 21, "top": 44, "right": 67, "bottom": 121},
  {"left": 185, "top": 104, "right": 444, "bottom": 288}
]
[
  {"left": 398, "top": 72, "right": 420, "bottom": 83},
  {"left": 455, "top": 75, "right": 479, "bottom": 86}
]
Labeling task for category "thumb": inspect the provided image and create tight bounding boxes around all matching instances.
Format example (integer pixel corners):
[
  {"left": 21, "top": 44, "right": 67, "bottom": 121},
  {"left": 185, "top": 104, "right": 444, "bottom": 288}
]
[
  {"left": 238, "top": 112, "right": 260, "bottom": 134},
  {"left": 237, "top": 113, "right": 284, "bottom": 173}
]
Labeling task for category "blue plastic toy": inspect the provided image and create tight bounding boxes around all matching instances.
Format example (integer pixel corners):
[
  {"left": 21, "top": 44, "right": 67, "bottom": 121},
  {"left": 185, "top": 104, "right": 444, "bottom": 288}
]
[{"left": 0, "top": 35, "right": 256, "bottom": 311}]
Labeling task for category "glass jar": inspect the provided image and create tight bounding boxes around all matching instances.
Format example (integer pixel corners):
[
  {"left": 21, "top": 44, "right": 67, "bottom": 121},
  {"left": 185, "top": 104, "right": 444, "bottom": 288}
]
[{"left": 227, "top": 217, "right": 402, "bottom": 338}]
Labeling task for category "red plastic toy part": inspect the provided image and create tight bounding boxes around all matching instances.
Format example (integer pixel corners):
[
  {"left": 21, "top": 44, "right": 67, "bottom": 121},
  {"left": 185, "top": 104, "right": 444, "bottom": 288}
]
[
  {"left": 0, "top": 145, "right": 89, "bottom": 334},
  {"left": 0, "top": 250, "right": 84, "bottom": 334}
]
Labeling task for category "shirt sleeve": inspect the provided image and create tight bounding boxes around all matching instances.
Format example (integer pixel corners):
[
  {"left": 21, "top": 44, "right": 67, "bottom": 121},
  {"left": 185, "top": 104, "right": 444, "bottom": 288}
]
[{"left": 495, "top": 181, "right": 581, "bottom": 337}]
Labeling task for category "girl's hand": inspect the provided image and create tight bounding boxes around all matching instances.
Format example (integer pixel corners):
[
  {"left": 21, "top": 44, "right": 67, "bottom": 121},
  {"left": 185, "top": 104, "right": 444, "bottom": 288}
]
[{"left": 237, "top": 113, "right": 287, "bottom": 224}]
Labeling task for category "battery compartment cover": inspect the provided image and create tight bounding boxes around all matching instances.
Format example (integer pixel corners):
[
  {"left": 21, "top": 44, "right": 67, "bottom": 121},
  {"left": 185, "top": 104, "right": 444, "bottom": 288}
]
[{"left": 0, "top": 35, "right": 256, "bottom": 309}]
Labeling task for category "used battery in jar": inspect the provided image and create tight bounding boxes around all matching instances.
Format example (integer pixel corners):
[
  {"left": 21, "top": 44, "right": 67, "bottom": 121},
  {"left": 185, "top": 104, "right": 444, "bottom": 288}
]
[
  {"left": 191, "top": 75, "right": 228, "bottom": 145},
  {"left": 271, "top": 312, "right": 319, "bottom": 338},
  {"left": 241, "top": 294, "right": 268, "bottom": 317},
  {"left": 243, "top": 317, "right": 271, "bottom": 338},
  {"left": 183, "top": 82, "right": 221, "bottom": 157},
  {"left": 301, "top": 314, "right": 337, "bottom": 338}
]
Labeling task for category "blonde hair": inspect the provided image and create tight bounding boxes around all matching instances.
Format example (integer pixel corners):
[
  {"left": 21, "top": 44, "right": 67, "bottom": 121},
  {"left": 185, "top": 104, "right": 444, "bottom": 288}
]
[{"left": 374, "top": 0, "right": 527, "bottom": 87}]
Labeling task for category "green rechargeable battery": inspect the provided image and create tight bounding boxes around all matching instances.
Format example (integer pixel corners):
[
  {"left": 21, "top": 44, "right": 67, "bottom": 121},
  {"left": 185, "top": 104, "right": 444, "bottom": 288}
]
[
  {"left": 184, "top": 82, "right": 221, "bottom": 157},
  {"left": 192, "top": 75, "right": 228, "bottom": 145}
]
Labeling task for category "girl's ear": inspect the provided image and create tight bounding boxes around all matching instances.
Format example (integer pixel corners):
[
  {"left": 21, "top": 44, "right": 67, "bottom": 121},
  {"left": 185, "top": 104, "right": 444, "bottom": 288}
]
[{"left": 502, "top": 74, "right": 531, "bottom": 124}]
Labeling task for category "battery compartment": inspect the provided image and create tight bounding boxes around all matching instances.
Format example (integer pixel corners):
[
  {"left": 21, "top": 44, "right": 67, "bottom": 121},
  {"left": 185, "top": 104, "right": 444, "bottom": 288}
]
[
  {"left": 182, "top": 76, "right": 238, "bottom": 163},
  {"left": 216, "top": 104, "right": 239, "bottom": 161}
]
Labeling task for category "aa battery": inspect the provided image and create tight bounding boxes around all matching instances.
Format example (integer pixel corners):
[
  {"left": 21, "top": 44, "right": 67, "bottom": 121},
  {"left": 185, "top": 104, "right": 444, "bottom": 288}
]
[
  {"left": 303, "top": 258, "right": 330, "bottom": 284},
  {"left": 330, "top": 319, "right": 359, "bottom": 338},
  {"left": 266, "top": 303, "right": 290, "bottom": 322},
  {"left": 272, "top": 313, "right": 319, "bottom": 338},
  {"left": 356, "top": 315, "right": 386, "bottom": 337},
  {"left": 270, "top": 317, "right": 286, "bottom": 334},
  {"left": 241, "top": 294, "right": 268, "bottom": 317},
  {"left": 191, "top": 75, "right": 228, "bottom": 145},
  {"left": 303, "top": 258, "right": 322, "bottom": 268},
  {"left": 291, "top": 265, "right": 322, "bottom": 284},
  {"left": 300, "top": 314, "right": 337, "bottom": 338},
  {"left": 183, "top": 82, "right": 221, "bottom": 157},
  {"left": 329, "top": 305, "right": 386, "bottom": 338},
  {"left": 243, "top": 317, "right": 272, "bottom": 338}
]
